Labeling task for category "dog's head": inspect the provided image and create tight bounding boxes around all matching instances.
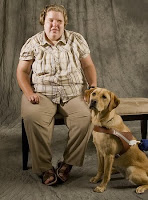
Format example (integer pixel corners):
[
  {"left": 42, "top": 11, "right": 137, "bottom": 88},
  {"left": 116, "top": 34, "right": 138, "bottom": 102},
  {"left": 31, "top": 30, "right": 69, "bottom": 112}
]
[{"left": 84, "top": 88, "right": 120, "bottom": 112}]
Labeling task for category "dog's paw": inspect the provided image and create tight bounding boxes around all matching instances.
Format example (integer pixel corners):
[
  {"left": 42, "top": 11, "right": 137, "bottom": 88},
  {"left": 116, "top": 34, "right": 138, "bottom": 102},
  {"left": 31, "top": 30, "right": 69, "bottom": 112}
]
[
  {"left": 90, "top": 176, "right": 100, "bottom": 183},
  {"left": 94, "top": 185, "right": 106, "bottom": 193},
  {"left": 136, "top": 186, "right": 146, "bottom": 194}
]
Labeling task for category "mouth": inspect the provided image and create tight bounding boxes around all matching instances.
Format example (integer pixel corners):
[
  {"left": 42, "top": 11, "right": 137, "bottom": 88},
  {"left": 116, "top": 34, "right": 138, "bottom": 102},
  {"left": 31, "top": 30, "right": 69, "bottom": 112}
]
[
  {"left": 89, "top": 104, "right": 99, "bottom": 112},
  {"left": 51, "top": 29, "right": 59, "bottom": 32},
  {"left": 89, "top": 105, "right": 96, "bottom": 110},
  {"left": 89, "top": 105, "right": 99, "bottom": 115}
]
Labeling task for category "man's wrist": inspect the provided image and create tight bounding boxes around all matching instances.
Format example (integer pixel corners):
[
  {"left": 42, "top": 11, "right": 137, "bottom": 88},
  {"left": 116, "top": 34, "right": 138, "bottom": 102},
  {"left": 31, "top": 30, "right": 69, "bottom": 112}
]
[{"left": 88, "top": 86, "right": 96, "bottom": 89}]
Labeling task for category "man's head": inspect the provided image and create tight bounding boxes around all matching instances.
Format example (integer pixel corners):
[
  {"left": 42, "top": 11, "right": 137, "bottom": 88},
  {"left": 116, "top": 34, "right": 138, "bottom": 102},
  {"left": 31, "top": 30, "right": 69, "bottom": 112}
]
[
  {"left": 40, "top": 5, "right": 68, "bottom": 26},
  {"left": 40, "top": 5, "right": 68, "bottom": 42}
]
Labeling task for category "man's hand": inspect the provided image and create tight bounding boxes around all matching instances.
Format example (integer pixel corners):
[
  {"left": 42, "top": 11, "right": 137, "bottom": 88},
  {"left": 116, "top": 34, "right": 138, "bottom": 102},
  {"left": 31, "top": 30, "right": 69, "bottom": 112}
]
[{"left": 27, "top": 93, "right": 40, "bottom": 104}]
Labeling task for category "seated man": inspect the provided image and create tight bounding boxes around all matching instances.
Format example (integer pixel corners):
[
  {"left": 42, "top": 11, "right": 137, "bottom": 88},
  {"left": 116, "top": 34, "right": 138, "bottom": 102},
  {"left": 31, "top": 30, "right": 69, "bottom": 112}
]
[{"left": 16, "top": 4, "right": 97, "bottom": 185}]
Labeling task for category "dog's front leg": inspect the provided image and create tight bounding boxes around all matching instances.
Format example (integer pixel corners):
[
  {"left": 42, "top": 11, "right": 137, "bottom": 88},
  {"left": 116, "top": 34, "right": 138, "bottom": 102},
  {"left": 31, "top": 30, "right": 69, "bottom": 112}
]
[
  {"left": 94, "top": 154, "right": 114, "bottom": 193},
  {"left": 90, "top": 151, "right": 104, "bottom": 183}
]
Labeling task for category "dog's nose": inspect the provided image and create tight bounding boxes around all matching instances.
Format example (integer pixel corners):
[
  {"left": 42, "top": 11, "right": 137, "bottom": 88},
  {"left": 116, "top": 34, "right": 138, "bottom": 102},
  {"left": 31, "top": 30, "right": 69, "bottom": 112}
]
[{"left": 89, "top": 100, "right": 97, "bottom": 109}]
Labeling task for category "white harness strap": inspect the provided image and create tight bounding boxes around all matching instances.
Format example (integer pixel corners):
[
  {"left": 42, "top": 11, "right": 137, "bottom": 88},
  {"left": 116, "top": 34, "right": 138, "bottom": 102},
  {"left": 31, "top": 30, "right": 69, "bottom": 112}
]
[{"left": 113, "top": 130, "right": 139, "bottom": 146}]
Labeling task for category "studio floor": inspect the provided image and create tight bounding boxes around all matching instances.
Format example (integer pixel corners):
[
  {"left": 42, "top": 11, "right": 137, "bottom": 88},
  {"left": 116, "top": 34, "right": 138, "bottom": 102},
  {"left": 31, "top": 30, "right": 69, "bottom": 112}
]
[{"left": 0, "top": 119, "right": 148, "bottom": 200}]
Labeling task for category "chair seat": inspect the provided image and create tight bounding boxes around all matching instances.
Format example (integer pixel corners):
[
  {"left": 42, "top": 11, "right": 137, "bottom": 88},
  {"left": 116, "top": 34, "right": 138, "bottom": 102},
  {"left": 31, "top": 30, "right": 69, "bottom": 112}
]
[{"left": 116, "top": 98, "right": 148, "bottom": 115}]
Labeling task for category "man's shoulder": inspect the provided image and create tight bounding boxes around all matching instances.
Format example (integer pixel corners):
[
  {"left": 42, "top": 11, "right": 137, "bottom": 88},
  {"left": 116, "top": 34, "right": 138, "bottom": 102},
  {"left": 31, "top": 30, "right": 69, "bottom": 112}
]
[
  {"left": 65, "top": 30, "right": 85, "bottom": 42},
  {"left": 65, "top": 30, "right": 83, "bottom": 38},
  {"left": 26, "top": 31, "right": 44, "bottom": 45}
]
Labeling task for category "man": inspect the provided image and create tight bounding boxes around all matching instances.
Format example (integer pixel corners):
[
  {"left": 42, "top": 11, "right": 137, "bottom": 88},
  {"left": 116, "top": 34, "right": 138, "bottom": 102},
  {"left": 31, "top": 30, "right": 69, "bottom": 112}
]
[{"left": 17, "top": 4, "right": 97, "bottom": 185}]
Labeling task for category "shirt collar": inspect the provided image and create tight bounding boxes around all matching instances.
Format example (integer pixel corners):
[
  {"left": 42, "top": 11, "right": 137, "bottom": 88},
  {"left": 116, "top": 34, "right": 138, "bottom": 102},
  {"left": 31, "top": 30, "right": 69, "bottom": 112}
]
[
  {"left": 41, "top": 30, "right": 66, "bottom": 46},
  {"left": 58, "top": 31, "right": 66, "bottom": 44}
]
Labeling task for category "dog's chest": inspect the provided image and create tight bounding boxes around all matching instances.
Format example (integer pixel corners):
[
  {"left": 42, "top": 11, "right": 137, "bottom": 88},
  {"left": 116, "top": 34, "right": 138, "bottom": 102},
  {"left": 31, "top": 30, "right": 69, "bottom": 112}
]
[
  {"left": 92, "top": 131, "right": 118, "bottom": 154},
  {"left": 93, "top": 131, "right": 105, "bottom": 143},
  {"left": 92, "top": 131, "right": 108, "bottom": 149}
]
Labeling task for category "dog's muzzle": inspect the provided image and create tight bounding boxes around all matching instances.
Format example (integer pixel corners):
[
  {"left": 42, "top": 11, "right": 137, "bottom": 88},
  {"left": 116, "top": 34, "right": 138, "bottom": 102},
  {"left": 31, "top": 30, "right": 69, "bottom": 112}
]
[{"left": 89, "top": 99, "right": 97, "bottom": 110}]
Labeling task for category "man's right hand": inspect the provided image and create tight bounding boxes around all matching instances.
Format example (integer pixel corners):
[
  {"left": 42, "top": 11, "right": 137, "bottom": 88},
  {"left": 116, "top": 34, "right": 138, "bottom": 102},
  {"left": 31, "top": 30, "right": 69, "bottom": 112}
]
[{"left": 27, "top": 93, "right": 40, "bottom": 104}]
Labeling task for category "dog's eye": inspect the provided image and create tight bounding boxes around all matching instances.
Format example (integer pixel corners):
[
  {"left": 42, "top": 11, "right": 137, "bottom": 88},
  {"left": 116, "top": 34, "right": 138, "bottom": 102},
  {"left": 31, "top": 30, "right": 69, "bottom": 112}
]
[
  {"left": 102, "top": 95, "right": 106, "bottom": 99},
  {"left": 92, "top": 92, "right": 96, "bottom": 96}
]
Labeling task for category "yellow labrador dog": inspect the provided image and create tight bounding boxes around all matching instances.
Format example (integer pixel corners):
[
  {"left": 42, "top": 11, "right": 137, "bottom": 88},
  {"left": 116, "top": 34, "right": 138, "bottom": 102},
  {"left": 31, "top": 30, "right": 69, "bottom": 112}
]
[{"left": 85, "top": 87, "right": 148, "bottom": 194}]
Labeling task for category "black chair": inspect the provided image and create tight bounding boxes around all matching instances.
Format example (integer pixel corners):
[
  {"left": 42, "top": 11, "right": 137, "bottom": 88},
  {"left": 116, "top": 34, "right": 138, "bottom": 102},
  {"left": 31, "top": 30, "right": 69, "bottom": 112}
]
[{"left": 22, "top": 113, "right": 65, "bottom": 170}]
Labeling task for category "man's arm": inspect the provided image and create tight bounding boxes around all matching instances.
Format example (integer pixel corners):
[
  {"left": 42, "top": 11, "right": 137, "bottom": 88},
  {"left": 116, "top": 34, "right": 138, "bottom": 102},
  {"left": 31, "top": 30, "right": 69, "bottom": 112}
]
[
  {"left": 16, "top": 60, "right": 40, "bottom": 104},
  {"left": 80, "top": 54, "right": 97, "bottom": 88}
]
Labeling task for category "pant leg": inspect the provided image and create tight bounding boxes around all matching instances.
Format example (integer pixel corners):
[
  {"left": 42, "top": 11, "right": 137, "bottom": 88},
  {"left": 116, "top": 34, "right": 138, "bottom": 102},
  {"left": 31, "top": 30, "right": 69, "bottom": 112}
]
[
  {"left": 21, "top": 93, "right": 57, "bottom": 174},
  {"left": 58, "top": 96, "right": 93, "bottom": 166}
]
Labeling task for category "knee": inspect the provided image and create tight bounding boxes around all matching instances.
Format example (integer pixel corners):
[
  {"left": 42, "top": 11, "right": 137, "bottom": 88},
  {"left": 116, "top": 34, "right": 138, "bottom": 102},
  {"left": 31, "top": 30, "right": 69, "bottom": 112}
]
[
  {"left": 81, "top": 109, "right": 91, "bottom": 123},
  {"left": 74, "top": 114, "right": 92, "bottom": 130},
  {"left": 23, "top": 110, "right": 40, "bottom": 122}
]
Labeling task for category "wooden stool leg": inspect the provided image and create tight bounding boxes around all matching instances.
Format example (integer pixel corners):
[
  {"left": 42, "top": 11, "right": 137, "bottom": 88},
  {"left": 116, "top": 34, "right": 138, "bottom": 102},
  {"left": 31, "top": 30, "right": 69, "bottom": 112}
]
[
  {"left": 22, "top": 119, "right": 29, "bottom": 170},
  {"left": 141, "top": 120, "right": 147, "bottom": 139}
]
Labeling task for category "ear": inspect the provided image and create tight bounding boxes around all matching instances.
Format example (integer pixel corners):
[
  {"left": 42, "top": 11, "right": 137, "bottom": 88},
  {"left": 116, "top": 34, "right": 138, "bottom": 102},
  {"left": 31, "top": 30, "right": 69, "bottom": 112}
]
[
  {"left": 108, "top": 92, "right": 120, "bottom": 111},
  {"left": 84, "top": 88, "right": 96, "bottom": 103}
]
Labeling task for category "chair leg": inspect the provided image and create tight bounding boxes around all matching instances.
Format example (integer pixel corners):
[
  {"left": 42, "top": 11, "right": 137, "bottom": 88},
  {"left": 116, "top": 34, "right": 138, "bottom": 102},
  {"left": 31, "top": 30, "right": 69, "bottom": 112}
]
[
  {"left": 22, "top": 119, "right": 29, "bottom": 170},
  {"left": 141, "top": 120, "right": 147, "bottom": 139}
]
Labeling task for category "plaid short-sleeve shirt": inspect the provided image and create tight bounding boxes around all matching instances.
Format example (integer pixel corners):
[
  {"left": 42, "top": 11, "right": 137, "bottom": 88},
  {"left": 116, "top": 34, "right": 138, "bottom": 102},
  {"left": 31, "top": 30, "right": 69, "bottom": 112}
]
[{"left": 19, "top": 30, "right": 90, "bottom": 104}]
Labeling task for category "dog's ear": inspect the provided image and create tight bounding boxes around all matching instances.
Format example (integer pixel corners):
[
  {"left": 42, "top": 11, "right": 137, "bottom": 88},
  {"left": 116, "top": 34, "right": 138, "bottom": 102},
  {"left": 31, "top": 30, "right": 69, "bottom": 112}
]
[
  {"left": 84, "top": 88, "right": 96, "bottom": 103},
  {"left": 108, "top": 92, "right": 120, "bottom": 111}
]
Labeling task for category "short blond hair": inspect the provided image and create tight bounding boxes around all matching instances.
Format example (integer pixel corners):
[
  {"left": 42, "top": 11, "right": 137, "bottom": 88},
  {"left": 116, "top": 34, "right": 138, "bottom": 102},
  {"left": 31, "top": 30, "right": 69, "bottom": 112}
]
[{"left": 40, "top": 4, "right": 68, "bottom": 26}]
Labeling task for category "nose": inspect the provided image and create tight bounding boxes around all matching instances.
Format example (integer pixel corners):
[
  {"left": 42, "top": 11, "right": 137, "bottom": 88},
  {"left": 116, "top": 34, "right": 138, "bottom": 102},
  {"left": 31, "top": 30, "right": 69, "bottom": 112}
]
[
  {"left": 89, "top": 99, "right": 97, "bottom": 109},
  {"left": 53, "top": 20, "right": 58, "bottom": 27}
]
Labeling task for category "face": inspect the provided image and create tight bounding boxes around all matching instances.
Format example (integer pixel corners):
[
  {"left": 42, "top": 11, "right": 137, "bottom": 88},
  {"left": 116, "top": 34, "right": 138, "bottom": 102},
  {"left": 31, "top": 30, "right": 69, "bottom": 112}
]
[
  {"left": 89, "top": 88, "right": 111, "bottom": 112},
  {"left": 86, "top": 88, "right": 120, "bottom": 113},
  {"left": 44, "top": 10, "right": 65, "bottom": 42}
]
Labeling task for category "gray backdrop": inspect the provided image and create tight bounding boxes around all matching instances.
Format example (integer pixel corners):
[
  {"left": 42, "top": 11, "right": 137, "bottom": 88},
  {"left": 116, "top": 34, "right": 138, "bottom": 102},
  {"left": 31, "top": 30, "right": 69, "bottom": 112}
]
[{"left": 0, "top": 0, "right": 148, "bottom": 125}]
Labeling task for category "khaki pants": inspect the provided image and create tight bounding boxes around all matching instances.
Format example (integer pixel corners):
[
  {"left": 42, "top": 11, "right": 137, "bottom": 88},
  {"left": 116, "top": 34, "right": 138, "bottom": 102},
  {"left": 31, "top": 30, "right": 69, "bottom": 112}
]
[{"left": 21, "top": 93, "right": 93, "bottom": 174}]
